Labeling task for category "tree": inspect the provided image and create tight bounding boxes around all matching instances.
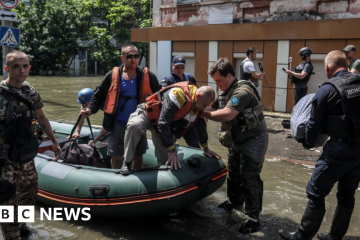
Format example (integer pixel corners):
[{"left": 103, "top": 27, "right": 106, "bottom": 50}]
[
  {"left": 16, "top": 0, "right": 152, "bottom": 74},
  {"left": 80, "top": 0, "right": 152, "bottom": 69},
  {"left": 16, "top": 0, "right": 89, "bottom": 74}
]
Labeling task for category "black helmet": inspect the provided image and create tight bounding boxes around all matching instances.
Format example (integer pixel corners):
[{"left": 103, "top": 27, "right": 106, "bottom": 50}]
[{"left": 299, "top": 47, "right": 312, "bottom": 56}]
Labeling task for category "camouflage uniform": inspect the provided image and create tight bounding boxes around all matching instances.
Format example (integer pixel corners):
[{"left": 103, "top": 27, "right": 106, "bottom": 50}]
[
  {"left": 1, "top": 160, "right": 38, "bottom": 240},
  {"left": 213, "top": 79, "right": 268, "bottom": 231},
  {"left": 0, "top": 80, "right": 43, "bottom": 240}
]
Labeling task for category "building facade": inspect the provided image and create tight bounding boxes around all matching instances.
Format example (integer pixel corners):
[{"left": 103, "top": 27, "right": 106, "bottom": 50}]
[{"left": 131, "top": 0, "right": 360, "bottom": 112}]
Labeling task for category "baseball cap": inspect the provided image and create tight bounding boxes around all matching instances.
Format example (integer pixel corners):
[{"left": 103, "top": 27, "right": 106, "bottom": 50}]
[
  {"left": 173, "top": 55, "right": 186, "bottom": 66},
  {"left": 343, "top": 45, "right": 356, "bottom": 52}
]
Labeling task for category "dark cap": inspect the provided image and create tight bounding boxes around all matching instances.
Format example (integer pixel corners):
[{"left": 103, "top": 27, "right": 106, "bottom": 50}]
[
  {"left": 343, "top": 45, "right": 356, "bottom": 52},
  {"left": 173, "top": 55, "right": 186, "bottom": 66}
]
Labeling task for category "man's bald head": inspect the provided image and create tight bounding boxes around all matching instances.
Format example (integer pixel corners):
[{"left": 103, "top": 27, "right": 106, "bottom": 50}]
[
  {"left": 325, "top": 51, "right": 348, "bottom": 79},
  {"left": 197, "top": 86, "right": 215, "bottom": 101},
  {"left": 194, "top": 86, "right": 215, "bottom": 111}
]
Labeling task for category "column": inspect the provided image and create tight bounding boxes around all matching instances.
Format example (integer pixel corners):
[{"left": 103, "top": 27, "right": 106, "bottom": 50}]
[
  {"left": 208, "top": 41, "right": 218, "bottom": 92},
  {"left": 274, "top": 40, "right": 289, "bottom": 112}
]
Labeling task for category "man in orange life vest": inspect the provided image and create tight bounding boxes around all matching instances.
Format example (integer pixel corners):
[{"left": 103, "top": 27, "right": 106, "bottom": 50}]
[
  {"left": 81, "top": 44, "right": 161, "bottom": 169},
  {"left": 120, "top": 82, "right": 221, "bottom": 174}
]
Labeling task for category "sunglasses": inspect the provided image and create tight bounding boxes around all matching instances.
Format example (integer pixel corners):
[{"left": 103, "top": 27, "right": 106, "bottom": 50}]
[{"left": 124, "top": 54, "right": 140, "bottom": 59}]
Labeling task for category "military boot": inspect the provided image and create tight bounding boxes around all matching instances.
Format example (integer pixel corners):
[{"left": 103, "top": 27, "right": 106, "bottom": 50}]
[
  {"left": 120, "top": 160, "right": 133, "bottom": 175},
  {"left": 239, "top": 215, "right": 260, "bottom": 233},
  {"left": 317, "top": 205, "right": 353, "bottom": 240},
  {"left": 279, "top": 205, "right": 326, "bottom": 240},
  {"left": 238, "top": 173, "right": 263, "bottom": 233},
  {"left": 217, "top": 177, "right": 244, "bottom": 211},
  {"left": 20, "top": 225, "right": 37, "bottom": 238}
]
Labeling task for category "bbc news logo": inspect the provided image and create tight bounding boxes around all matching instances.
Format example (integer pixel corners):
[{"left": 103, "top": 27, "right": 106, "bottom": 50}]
[{"left": 0, "top": 206, "right": 91, "bottom": 222}]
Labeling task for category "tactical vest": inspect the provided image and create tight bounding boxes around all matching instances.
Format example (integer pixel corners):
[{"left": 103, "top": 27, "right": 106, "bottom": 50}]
[
  {"left": 291, "top": 61, "right": 314, "bottom": 85},
  {"left": 240, "top": 59, "right": 251, "bottom": 81},
  {"left": 0, "top": 81, "right": 38, "bottom": 163},
  {"left": 217, "top": 79, "right": 264, "bottom": 147},
  {"left": 321, "top": 73, "right": 360, "bottom": 143},
  {"left": 240, "top": 59, "right": 259, "bottom": 86}
]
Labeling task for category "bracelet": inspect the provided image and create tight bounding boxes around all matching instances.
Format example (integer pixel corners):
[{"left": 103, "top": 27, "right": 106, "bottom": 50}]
[
  {"left": 166, "top": 145, "right": 176, "bottom": 153},
  {"left": 200, "top": 143, "right": 208, "bottom": 149}
]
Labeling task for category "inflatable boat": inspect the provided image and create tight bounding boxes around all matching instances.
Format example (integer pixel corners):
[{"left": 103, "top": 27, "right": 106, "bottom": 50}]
[{"left": 35, "top": 121, "right": 227, "bottom": 217}]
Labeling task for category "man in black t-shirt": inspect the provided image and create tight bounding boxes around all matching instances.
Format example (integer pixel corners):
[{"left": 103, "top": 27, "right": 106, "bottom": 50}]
[{"left": 284, "top": 47, "right": 314, "bottom": 104}]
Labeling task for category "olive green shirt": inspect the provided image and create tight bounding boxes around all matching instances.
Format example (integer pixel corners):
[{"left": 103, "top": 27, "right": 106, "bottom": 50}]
[
  {"left": 349, "top": 58, "right": 360, "bottom": 73},
  {"left": 0, "top": 81, "right": 43, "bottom": 159},
  {"left": 0, "top": 81, "right": 44, "bottom": 110},
  {"left": 212, "top": 86, "right": 267, "bottom": 142}
]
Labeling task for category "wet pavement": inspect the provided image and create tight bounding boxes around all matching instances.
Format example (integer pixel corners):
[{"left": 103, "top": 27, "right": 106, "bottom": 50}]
[
  {"left": 1, "top": 76, "right": 359, "bottom": 240},
  {"left": 264, "top": 117, "right": 323, "bottom": 163}
]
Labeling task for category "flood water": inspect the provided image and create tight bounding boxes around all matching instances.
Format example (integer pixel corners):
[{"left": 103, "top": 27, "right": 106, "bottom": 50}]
[{"left": 1, "top": 75, "right": 360, "bottom": 240}]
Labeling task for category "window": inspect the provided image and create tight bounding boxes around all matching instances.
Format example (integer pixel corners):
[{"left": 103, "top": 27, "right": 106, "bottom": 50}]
[{"left": 177, "top": 0, "right": 198, "bottom": 5}]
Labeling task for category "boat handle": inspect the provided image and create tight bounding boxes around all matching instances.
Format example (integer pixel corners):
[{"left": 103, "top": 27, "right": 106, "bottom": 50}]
[
  {"left": 89, "top": 184, "right": 110, "bottom": 196},
  {"left": 196, "top": 177, "right": 212, "bottom": 186}
]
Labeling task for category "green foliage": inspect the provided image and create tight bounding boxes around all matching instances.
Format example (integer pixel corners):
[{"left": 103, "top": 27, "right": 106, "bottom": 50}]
[
  {"left": 16, "top": 0, "right": 88, "bottom": 74},
  {"left": 16, "top": 0, "right": 152, "bottom": 74},
  {"left": 81, "top": 0, "right": 152, "bottom": 69}
]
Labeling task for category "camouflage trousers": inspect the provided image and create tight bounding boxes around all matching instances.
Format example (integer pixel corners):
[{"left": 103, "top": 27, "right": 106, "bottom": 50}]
[{"left": 0, "top": 159, "right": 38, "bottom": 240}]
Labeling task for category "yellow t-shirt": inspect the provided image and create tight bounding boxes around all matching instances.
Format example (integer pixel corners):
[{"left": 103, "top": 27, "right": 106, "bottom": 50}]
[{"left": 168, "top": 85, "right": 198, "bottom": 122}]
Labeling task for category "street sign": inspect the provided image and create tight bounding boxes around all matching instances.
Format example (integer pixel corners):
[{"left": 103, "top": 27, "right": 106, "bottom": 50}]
[
  {"left": 0, "top": 0, "right": 19, "bottom": 9},
  {"left": 0, "top": 10, "right": 17, "bottom": 22},
  {"left": 0, "top": 26, "right": 19, "bottom": 47}
]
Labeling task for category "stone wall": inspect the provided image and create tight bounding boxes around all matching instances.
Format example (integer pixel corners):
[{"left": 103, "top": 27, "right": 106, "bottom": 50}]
[{"left": 153, "top": 0, "right": 360, "bottom": 27}]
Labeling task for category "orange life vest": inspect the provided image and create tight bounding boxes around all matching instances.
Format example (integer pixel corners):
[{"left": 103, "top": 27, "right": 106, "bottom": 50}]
[
  {"left": 145, "top": 81, "right": 202, "bottom": 137},
  {"left": 104, "top": 67, "right": 152, "bottom": 115}
]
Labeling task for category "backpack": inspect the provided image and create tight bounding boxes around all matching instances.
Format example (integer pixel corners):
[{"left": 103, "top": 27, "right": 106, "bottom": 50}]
[
  {"left": 290, "top": 93, "right": 328, "bottom": 147},
  {"left": 61, "top": 115, "right": 105, "bottom": 167}
]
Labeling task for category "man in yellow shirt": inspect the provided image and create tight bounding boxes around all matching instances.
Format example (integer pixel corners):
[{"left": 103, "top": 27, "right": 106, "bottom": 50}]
[{"left": 121, "top": 82, "right": 220, "bottom": 174}]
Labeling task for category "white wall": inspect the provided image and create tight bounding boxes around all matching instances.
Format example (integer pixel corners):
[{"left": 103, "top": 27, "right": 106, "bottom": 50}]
[
  {"left": 274, "top": 40, "right": 289, "bottom": 112},
  {"left": 157, "top": 41, "right": 172, "bottom": 81},
  {"left": 208, "top": 41, "right": 218, "bottom": 92}
]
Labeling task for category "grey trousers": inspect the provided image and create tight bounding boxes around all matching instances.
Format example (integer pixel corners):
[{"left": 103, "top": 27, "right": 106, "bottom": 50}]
[{"left": 123, "top": 103, "right": 168, "bottom": 165}]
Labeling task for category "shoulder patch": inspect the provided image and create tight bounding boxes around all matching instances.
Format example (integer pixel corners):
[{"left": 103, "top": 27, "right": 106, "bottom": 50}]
[
  {"left": 161, "top": 79, "right": 166, "bottom": 83},
  {"left": 231, "top": 96, "right": 239, "bottom": 105}
]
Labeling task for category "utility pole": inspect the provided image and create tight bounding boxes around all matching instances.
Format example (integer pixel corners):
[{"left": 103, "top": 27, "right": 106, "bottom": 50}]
[{"left": 2, "top": 7, "right": 13, "bottom": 80}]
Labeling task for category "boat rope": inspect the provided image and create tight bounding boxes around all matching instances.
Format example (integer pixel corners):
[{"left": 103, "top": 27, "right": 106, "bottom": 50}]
[{"left": 36, "top": 154, "right": 170, "bottom": 174}]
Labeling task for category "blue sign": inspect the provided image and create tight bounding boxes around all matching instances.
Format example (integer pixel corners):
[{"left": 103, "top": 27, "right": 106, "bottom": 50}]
[{"left": 0, "top": 26, "right": 19, "bottom": 47}]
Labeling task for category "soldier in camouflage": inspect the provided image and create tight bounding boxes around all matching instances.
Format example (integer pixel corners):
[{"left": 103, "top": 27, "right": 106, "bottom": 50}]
[
  {"left": 203, "top": 58, "right": 269, "bottom": 234},
  {"left": 0, "top": 51, "right": 61, "bottom": 240}
]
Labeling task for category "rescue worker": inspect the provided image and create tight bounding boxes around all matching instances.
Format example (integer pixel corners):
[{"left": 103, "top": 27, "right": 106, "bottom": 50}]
[
  {"left": 120, "top": 83, "right": 220, "bottom": 174},
  {"left": 0, "top": 51, "right": 61, "bottom": 239},
  {"left": 203, "top": 58, "right": 268, "bottom": 233},
  {"left": 342, "top": 44, "right": 360, "bottom": 73},
  {"left": 279, "top": 51, "right": 360, "bottom": 240},
  {"left": 284, "top": 47, "right": 314, "bottom": 104},
  {"left": 161, "top": 55, "right": 200, "bottom": 148},
  {"left": 240, "top": 47, "right": 265, "bottom": 87},
  {"left": 81, "top": 44, "right": 161, "bottom": 169},
  {"left": 68, "top": 88, "right": 95, "bottom": 139}
]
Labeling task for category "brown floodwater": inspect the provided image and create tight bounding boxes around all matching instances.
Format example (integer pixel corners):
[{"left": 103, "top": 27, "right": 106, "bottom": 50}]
[{"left": 1, "top": 75, "right": 359, "bottom": 240}]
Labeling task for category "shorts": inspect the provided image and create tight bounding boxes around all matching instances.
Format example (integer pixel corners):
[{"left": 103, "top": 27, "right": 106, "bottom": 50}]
[{"left": 107, "top": 121, "right": 148, "bottom": 157}]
